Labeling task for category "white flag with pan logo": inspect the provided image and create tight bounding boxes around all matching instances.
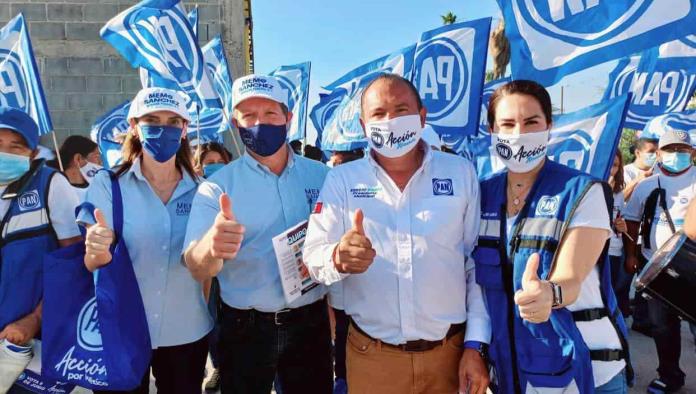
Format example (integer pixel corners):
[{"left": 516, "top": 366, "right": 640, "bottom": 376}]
[
  {"left": 499, "top": 0, "right": 696, "bottom": 86},
  {"left": 641, "top": 109, "right": 696, "bottom": 147},
  {"left": 411, "top": 18, "right": 491, "bottom": 152}
]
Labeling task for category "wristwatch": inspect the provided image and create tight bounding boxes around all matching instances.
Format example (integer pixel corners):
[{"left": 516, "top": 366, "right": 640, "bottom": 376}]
[
  {"left": 549, "top": 281, "right": 563, "bottom": 308},
  {"left": 464, "top": 341, "right": 489, "bottom": 361}
]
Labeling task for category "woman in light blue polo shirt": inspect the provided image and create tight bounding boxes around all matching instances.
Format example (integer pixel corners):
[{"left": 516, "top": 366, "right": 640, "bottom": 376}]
[{"left": 80, "top": 88, "right": 212, "bottom": 394}]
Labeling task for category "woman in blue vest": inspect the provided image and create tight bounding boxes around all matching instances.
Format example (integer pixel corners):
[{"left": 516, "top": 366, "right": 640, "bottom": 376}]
[
  {"left": 0, "top": 107, "right": 82, "bottom": 392},
  {"left": 474, "top": 80, "right": 631, "bottom": 394},
  {"left": 80, "top": 88, "right": 213, "bottom": 394}
]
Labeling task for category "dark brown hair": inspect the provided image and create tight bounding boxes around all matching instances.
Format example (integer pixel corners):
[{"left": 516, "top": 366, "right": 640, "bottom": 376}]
[
  {"left": 194, "top": 142, "right": 231, "bottom": 168},
  {"left": 487, "top": 80, "right": 553, "bottom": 129},
  {"left": 116, "top": 124, "right": 197, "bottom": 179},
  {"left": 612, "top": 149, "right": 625, "bottom": 193}
]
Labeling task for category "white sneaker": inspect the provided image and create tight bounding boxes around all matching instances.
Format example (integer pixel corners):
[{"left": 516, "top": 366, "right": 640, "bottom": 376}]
[{"left": 0, "top": 339, "right": 33, "bottom": 393}]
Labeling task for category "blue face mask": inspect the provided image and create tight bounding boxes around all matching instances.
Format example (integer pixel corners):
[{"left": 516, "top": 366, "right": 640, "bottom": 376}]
[
  {"left": 0, "top": 152, "right": 30, "bottom": 184},
  {"left": 643, "top": 152, "right": 657, "bottom": 167},
  {"left": 661, "top": 152, "right": 692, "bottom": 173},
  {"left": 238, "top": 124, "right": 287, "bottom": 157},
  {"left": 138, "top": 125, "right": 182, "bottom": 163},
  {"left": 203, "top": 163, "right": 225, "bottom": 178}
]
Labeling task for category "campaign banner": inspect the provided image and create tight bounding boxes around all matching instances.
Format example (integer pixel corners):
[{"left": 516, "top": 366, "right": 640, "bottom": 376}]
[
  {"left": 604, "top": 34, "right": 696, "bottom": 129},
  {"left": 499, "top": 0, "right": 696, "bottom": 86},
  {"left": 102, "top": 0, "right": 221, "bottom": 108},
  {"left": 90, "top": 101, "right": 130, "bottom": 169},
  {"left": 310, "top": 90, "right": 344, "bottom": 149},
  {"left": 270, "top": 62, "right": 311, "bottom": 142},
  {"left": 0, "top": 14, "right": 53, "bottom": 134},
  {"left": 319, "top": 44, "right": 416, "bottom": 151},
  {"left": 411, "top": 17, "right": 491, "bottom": 151},
  {"left": 641, "top": 109, "right": 696, "bottom": 146},
  {"left": 468, "top": 95, "right": 630, "bottom": 181},
  {"left": 202, "top": 35, "right": 234, "bottom": 114}
]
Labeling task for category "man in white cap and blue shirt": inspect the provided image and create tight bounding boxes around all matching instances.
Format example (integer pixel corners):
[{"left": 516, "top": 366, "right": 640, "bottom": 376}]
[
  {"left": 624, "top": 128, "right": 696, "bottom": 393},
  {"left": 184, "top": 74, "right": 332, "bottom": 394}
]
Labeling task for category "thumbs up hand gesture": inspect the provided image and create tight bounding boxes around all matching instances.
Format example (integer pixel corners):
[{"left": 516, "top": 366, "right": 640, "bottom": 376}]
[
  {"left": 209, "top": 193, "right": 245, "bottom": 260},
  {"left": 85, "top": 209, "right": 115, "bottom": 272},
  {"left": 514, "top": 253, "right": 554, "bottom": 324},
  {"left": 334, "top": 209, "right": 377, "bottom": 274}
]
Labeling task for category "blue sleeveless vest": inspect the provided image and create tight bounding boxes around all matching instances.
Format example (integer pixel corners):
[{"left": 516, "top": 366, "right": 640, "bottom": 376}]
[
  {"left": 474, "top": 160, "right": 632, "bottom": 393},
  {"left": 0, "top": 161, "right": 58, "bottom": 330}
]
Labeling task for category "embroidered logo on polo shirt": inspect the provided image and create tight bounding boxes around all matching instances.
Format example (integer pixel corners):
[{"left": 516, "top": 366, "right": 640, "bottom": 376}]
[
  {"left": 313, "top": 202, "right": 323, "bottom": 214},
  {"left": 351, "top": 186, "right": 381, "bottom": 198},
  {"left": 18, "top": 190, "right": 40, "bottom": 211},
  {"left": 176, "top": 202, "right": 191, "bottom": 216},
  {"left": 432, "top": 178, "right": 453, "bottom": 196},
  {"left": 535, "top": 195, "right": 560, "bottom": 217},
  {"left": 305, "top": 188, "right": 320, "bottom": 206}
]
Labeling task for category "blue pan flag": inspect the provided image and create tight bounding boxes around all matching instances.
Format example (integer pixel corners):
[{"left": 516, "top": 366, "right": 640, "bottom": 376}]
[
  {"left": 499, "top": 0, "right": 696, "bottom": 86},
  {"left": 319, "top": 44, "right": 416, "bottom": 152},
  {"left": 469, "top": 95, "right": 630, "bottom": 181},
  {"left": 605, "top": 35, "right": 696, "bottom": 129},
  {"left": 641, "top": 109, "right": 696, "bottom": 147},
  {"left": 0, "top": 14, "right": 53, "bottom": 134},
  {"left": 90, "top": 101, "right": 131, "bottom": 169},
  {"left": 102, "top": 0, "right": 221, "bottom": 108},
  {"left": 270, "top": 62, "right": 311, "bottom": 142},
  {"left": 411, "top": 18, "right": 491, "bottom": 152}
]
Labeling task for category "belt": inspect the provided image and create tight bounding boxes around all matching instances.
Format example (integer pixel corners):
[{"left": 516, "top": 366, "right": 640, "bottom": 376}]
[
  {"left": 350, "top": 318, "right": 466, "bottom": 352},
  {"left": 222, "top": 298, "right": 326, "bottom": 326}
]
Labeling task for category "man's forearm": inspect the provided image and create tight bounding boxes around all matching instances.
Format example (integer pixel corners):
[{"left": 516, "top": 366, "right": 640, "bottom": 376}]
[
  {"left": 184, "top": 233, "right": 223, "bottom": 282},
  {"left": 684, "top": 199, "right": 696, "bottom": 240},
  {"left": 622, "top": 179, "right": 641, "bottom": 202}
]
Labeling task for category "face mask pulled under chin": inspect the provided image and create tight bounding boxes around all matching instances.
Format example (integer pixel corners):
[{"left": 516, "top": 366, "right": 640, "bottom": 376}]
[
  {"left": 365, "top": 114, "right": 423, "bottom": 158},
  {"left": 79, "top": 161, "right": 102, "bottom": 183},
  {"left": 491, "top": 130, "right": 549, "bottom": 173}
]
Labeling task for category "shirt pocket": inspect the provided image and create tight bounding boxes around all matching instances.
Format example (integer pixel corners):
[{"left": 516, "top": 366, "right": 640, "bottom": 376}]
[
  {"left": 414, "top": 196, "right": 464, "bottom": 246},
  {"left": 473, "top": 246, "right": 504, "bottom": 290}
]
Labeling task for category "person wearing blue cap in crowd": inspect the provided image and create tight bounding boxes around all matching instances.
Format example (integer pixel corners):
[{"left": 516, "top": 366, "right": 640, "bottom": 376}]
[
  {"left": 184, "top": 74, "right": 332, "bottom": 394},
  {"left": 624, "top": 129, "right": 696, "bottom": 394},
  {"left": 79, "top": 88, "right": 213, "bottom": 394},
  {"left": 0, "top": 107, "right": 81, "bottom": 392}
]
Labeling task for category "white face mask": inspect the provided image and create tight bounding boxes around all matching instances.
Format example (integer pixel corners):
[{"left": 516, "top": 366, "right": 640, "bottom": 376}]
[
  {"left": 492, "top": 130, "right": 549, "bottom": 173},
  {"left": 366, "top": 114, "right": 423, "bottom": 158},
  {"left": 79, "top": 161, "right": 102, "bottom": 183}
]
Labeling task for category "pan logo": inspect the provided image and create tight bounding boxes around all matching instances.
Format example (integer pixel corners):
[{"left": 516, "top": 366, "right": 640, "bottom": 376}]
[
  {"left": 514, "top": 0, "right": 661, "bottom": 45},
  {"left": 413, "top": 37, "right": 468, "bottom": 122},
  {"left": 125, "top": 8, "right": 202, "bottom": 91},
  {"left": 276, "top": 74, "right": 299, "bottom": 112},
  {"left": 0, "top": 50, "right": 28, "bottom": 110},
  {"left": 548, "top": 129, "right": 594, "bottom": 173},
  {"left": 77, "top": 297, "right": 103, "bottom": 352}
]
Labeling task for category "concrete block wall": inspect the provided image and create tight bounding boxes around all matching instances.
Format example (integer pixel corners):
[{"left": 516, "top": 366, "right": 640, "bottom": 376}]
[{"left": 0, "top": 0, "right": 247, "bottom": 147}]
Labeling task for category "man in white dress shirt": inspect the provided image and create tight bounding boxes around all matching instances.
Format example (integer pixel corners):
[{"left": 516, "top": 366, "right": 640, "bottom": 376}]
[{"left": 303, "top": 74, "right": 490, "bottom": 394}]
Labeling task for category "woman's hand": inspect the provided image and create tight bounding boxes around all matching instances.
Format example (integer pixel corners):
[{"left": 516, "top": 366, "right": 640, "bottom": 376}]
[
  {"left": 84, "top": 209, "right": 114, "bottom": 272},
  {"left": 514, "top": 254, "right": 554, "bottom": 323},
  {"left": 614, "top": 216, "right": 628, "bottom": 234}
]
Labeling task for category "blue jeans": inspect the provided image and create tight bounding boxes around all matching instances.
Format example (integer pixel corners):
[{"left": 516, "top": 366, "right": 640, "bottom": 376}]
[{"left": 595, "top": 370, "right": 628, "bottom": 394}]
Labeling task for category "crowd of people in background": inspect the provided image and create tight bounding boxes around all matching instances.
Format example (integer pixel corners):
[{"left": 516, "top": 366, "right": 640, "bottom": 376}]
[{"left": 1, "top": 74, "right": 696, "bottom": 394}]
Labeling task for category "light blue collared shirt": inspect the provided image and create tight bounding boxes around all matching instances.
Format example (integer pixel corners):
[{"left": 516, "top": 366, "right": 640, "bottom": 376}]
[
  {"left": 184, "top": 150, "right": 329, "bottom": 312},
  {"left": 79, "top": 159, "right": 213, "bottom": 349}
]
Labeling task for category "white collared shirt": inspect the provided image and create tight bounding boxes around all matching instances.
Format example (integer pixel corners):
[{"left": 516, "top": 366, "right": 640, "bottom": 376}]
[{"left": 303, "top": 145, "right": 491, "bottom": 345}]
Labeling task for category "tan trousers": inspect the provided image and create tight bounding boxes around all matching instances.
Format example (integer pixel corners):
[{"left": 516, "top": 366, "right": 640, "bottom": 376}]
[{"left": 346, "top": 324, "right": 463, "bottom": 394}]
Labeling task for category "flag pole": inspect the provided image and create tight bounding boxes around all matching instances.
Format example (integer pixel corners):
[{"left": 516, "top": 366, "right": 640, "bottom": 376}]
[
  {"left": 195, "top": 105, "right": 201, "bottom": 159},
  {"left": 50, "top": 131, "right": 64, "bottom": 172},
  {"left": 221, "top": 108, "right": 243, "bottom": 158}
]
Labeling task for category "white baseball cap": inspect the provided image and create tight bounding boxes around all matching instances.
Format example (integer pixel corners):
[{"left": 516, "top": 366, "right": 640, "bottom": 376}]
[
  {"left": 232, "top": 74, "right": 287, "bottom": 109},
  {"left": 127, "top": 87, "right": 191, "bottom": 122}
]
